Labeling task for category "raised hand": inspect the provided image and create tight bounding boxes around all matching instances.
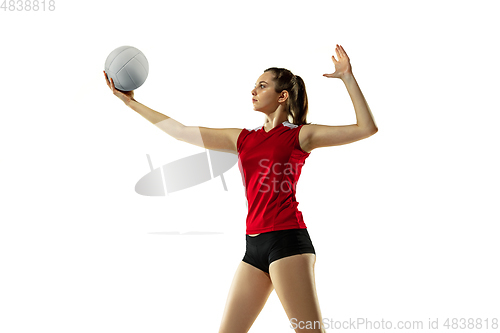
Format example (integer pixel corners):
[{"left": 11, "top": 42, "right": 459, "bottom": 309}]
[
  {"left": 104, "top": 70, "right": 135, "bottom": 105},
  {"left": 323, "top": 44, "right": 352, "bottom": 79}
]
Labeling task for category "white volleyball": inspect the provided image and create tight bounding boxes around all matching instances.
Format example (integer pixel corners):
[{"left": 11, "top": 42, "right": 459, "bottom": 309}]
[{"left": 104, "top": 45, "right": 149, "bottom": 91}]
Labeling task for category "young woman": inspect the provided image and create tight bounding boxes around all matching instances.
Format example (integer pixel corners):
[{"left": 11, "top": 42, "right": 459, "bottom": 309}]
[{"left": 104, "top": 44, "right": 377, "bottom": 333}]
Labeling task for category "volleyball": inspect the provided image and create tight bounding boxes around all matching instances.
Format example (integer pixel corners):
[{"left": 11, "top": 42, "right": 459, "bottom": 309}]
[{"left": 104, "top": 45, "right": 149, "bottom": 91}]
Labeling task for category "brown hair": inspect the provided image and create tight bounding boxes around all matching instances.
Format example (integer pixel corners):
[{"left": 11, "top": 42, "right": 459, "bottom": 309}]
[{"left": 264, "top": 67, "right": 311, "bottom": 126}]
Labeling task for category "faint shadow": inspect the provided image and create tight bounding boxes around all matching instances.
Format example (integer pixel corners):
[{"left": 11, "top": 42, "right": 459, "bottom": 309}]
[{"left": 148, "top": 231, "right": 224, "bottom": 235}]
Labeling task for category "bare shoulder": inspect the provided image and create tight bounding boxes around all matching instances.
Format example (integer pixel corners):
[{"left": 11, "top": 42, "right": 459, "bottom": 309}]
[
  {"left": 299, "top": 123, "right": 377, "bottom": 152},
  {"left": 298, "top": 124, "right": 316, "bottom": 153},
  {"left": 225, "top": 128, "right": 245, "bottom": 149},
  {"left": 194, "top": 127, "right": 243, "bottom": 153}
]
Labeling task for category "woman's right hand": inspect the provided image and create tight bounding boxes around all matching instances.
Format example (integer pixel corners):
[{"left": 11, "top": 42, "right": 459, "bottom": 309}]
[
  {"left": 323, "top": 44, "right": 352, "bottom": 80},
  {"left": 104, "top": 70, "right": 135, "bottom": 105}
]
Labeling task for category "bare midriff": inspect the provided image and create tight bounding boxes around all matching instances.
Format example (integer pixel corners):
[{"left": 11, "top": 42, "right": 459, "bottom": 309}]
[{"left": 248, "top": 233, "right": 260, "bottom": 237}]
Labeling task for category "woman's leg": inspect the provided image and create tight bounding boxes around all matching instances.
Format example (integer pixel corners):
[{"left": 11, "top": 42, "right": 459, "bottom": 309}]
[
  {"left": 269, "top": 253, "right": 326, "bottom": 333},
  {"left": 218, "top": 261, "right": 274, "bottom": 333}
]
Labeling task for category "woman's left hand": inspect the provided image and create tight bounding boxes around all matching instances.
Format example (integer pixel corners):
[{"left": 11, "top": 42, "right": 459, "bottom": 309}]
[{"left": 323, "top": 44, "right": 352, "bottom": 79}]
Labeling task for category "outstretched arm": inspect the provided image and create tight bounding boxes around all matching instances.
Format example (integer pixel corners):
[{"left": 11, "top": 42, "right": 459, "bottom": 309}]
[
  {"left": 301, "top": 45, "right": 378, "bottom": 151},
  {"left": 104, "top": 71, "right": 241, "bottom": 153},
  {"left": 128, "top": 98, "right": 241, "bottom": 153}
]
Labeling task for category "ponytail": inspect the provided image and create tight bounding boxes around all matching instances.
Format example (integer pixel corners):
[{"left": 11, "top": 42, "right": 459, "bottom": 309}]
[{"left": 264, "top": 67, "right": 311, "bottom": 126}]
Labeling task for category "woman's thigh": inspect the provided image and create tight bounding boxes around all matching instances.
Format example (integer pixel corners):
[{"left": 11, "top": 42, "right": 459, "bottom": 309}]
[
  {"left": 219, "top": 261, "right": 274, "bottom": 333},
  {"left": 269, "top": 253, "right": 326, "bottom": 333}
]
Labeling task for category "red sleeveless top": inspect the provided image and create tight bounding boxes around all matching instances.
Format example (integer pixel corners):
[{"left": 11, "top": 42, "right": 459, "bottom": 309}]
[{"left": 237, "top": 120, "right": 311, "bottom": 234}]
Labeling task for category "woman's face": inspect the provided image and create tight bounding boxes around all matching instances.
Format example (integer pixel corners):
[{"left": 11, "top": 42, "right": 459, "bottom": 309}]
[{"left": 251, "top": 72, "right": 284, "bottom": 113}]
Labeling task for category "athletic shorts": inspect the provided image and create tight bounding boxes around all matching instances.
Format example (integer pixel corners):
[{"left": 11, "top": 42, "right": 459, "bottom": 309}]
[{"left": 242, "top": 228, "right": 316, "bottom": 274}]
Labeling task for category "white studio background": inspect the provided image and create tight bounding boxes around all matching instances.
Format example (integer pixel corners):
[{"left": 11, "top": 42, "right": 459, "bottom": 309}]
[{"left": 1, "top": 0, "right": 499, "bottom": 332}]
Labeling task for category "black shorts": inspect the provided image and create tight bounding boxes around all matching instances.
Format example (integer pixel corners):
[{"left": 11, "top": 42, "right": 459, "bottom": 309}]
[{"left": 242, "top": 228, "right": 316, "bottom": 274}]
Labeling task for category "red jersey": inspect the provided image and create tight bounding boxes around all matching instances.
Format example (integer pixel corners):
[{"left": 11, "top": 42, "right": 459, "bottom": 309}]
[{"left": 237, "top": 120, "right": 311, "bottom": 234}]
